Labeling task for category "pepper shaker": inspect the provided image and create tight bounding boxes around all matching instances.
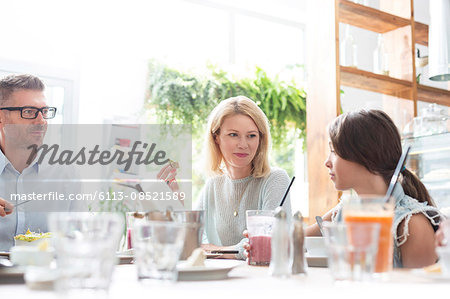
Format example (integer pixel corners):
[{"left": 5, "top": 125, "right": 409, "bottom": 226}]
[{"left": 291, "top": 211, "right": 307, "bottom": 274}]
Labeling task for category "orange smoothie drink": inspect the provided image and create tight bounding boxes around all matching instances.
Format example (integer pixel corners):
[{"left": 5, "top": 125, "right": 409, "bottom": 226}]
[
  {"left": 344, "top": 212, "right": 394, "bottom": 273},
  {"left": 342, "top": 195, "right": 394, "bottom": 273}
]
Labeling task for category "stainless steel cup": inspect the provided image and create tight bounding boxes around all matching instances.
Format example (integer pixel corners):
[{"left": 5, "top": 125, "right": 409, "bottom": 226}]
[{"left": 170, "top": 210, "right": 205, "bottom": 260}]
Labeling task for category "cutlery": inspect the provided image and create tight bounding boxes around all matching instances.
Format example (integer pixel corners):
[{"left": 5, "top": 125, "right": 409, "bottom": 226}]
[
  {"left": 4, "top": 200, "right": 32, "bottom": 213},
  {"left": 315, "top": 216, "right": 325, "bottom": 236},
  {"left": 384, "top": 145, "right": 411, "bottom": 203},
  {"left": 209, "top": 250, "right": 239, "bottom": 254}
]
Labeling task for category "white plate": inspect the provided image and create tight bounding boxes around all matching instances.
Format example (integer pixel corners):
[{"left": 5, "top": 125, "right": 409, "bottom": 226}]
[
  {"left": 411, "top": 269, "right": 450, "bottom": 281},
  {"left": 177, "top": 259, "right": 242, "bottom": 281}
]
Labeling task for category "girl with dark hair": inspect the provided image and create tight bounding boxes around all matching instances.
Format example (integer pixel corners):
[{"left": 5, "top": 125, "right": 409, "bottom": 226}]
[{"left": 306, "top": 109, "right": 441, "bottom": 268}]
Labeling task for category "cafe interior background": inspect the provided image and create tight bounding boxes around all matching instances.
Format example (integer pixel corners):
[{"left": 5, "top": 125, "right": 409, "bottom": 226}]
[{"left": 0, "top": 0, "right": 449, "bottom": 222}]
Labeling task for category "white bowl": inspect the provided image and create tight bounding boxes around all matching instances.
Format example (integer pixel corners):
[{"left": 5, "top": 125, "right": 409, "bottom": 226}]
[
  {"left": 10, "top": 246, "right": 55, "bottom": 267},
  {"left": 305, "top": 236, "right": 327, "bottom": 256}
]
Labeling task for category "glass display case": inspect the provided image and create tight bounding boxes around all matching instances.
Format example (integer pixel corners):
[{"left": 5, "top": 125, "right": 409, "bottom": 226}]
[{"left": 403, "top": 133, "right": 450, "bottom": 213}]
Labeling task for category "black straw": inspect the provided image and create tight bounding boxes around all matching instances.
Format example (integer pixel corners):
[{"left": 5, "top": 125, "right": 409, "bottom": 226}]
[{"left": 280, "top": 176, "right": 296, "bottom": 207}]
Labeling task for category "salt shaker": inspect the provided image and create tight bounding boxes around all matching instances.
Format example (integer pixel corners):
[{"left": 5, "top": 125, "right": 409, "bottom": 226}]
[
  {"left": 291, "top": 211, "right": 307, "bottom": 274},
  {"left": 269, "top": 207, "right": 291, "bottom": 278}
]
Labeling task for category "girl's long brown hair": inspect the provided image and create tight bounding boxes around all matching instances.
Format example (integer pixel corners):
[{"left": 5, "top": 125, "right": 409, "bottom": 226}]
[{"left": 328, "top": 109, "right": 434, "bottom": 207}]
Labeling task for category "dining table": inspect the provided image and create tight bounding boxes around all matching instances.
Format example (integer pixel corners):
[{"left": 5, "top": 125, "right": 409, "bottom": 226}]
[{"left": 1, "top": 260, "right": 450, "bottom": 299}]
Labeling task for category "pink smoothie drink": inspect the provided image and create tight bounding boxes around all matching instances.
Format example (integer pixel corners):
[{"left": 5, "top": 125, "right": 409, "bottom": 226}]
[
  {"left": 246, "top": 211, "right": 275, "bottom": 266},
  {"left": 249, "top": 235, "right": 271, "bottom": 266},
  {"left": 126, "top": 228, "right": 133, "bottom": 249}
]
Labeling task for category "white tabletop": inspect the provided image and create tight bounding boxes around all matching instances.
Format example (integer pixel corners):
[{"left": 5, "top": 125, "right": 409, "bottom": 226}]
[{"left": 1, "top": 261, "right": 449, "bottom": 299}]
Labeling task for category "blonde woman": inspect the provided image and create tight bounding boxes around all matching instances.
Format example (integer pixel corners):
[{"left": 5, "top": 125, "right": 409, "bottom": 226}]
[{"left": 159, "top": 96, "right": 292, "bottom": 259}]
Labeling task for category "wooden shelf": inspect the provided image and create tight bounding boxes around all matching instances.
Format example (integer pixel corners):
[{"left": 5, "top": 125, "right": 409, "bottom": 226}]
[
  {"left": 339, "top": 67, "right": 450, "bottom": 105},
  {"left": 340, "top": 66, "right": 412, "bottom": 99},
  {"left": 414, "top": 22, "right": 428, "bottom": 46},
  {"left": 418, "top": 84, "right": 450, "bottom": 106},
  {"left": 338, "top": 0, "right": 428, "bottom": 46}
]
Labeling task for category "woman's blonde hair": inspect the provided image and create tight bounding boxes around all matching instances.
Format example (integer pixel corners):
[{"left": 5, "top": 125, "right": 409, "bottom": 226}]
[{"left": 205, "top": 96, "right": 271, "bottom": 178}]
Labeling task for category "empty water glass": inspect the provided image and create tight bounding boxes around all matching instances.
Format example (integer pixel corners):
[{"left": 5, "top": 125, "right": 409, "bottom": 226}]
[
  {"left": 133, "top": 221, "right": 186, "bottom": 282},
  {"left": 323, "top": 222, "right": 380, "bottom": 281},
  {"left": 49, "top": 212, "right": 124, "bottom": 294}
]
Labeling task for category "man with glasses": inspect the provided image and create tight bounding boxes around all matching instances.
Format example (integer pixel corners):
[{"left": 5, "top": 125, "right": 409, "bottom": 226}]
[{"left": 0, "top": 74, "right": 83, "bottom": 251}]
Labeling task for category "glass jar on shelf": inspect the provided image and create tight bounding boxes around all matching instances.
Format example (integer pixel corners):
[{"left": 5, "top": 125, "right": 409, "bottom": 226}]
[
  {"left": 403, "top": 103, "right": 449, "bottom": 138},
  {"left": 341, "top": 24, "right": 358, "bottom": 68},
  {"left": 373, "top": 34, "right": 389, "bottom": 75}
]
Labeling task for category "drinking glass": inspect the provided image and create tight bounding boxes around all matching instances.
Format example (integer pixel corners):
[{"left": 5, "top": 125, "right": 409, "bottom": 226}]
[
  {"left": 49, "top": 212, "right": 124, "bottom": 294},
  {"left": 246, "top": 210, "right": 275, "bottom": 266},
  {"left": 323, "top": 222, "right": 380, "bottom": 281},
  {"left": 133, "top": 221, "right": 186, "bottom": 282},
  {"left": 342, "top": 195, "right": 394, "bottom": 274}
]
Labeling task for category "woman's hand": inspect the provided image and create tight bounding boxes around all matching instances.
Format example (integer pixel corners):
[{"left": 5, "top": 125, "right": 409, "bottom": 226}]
[
  {"left": 243, "top": 230, "right": 250, "bottom": 263},
  {"left": 0, "top": 198, "right": 13, "bottom": 217},
  {"left": 157, "top": 161, "right": 179, "bottom": 192}
]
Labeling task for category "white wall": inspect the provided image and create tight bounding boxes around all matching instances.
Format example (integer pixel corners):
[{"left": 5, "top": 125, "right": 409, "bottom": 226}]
[{"left": 0, "top": 0, "right": 307, "bottom": 124}]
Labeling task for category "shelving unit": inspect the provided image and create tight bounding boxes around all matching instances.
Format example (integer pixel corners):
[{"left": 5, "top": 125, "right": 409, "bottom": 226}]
[
  {"left": 340, "top": 66, "right": 450, "bottom": 105},
  {"left": 338, "top": 0, "right": 429, "bottom": 46},
  {"left": 340, "top": 66, "right": 412, "bottom": 99},
  {"left": 337, "top": 0, "right": 450, "bottom": 109},
  {"left": 306, "top": 0, "right": 450, "bottom": 222}
]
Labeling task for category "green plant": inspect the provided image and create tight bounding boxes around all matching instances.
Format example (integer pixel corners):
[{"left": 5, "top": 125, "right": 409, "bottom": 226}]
[
  {"left": 146, "top": 62, "right": 307, "bottom": 202},
  {"left": 147, "top": 62, "right": 307, "bottom": 150}
]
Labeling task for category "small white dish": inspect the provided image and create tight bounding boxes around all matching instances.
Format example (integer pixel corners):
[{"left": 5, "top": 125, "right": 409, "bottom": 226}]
[
  {"left": 305, "top": 236, "right": 327, "bottom": 256},
  {"left": 177, "top": 259, "right": 242, "bottom": 281}
]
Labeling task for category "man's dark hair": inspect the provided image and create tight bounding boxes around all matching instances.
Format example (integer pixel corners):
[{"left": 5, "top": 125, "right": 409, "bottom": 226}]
[{"left": 0, "top": 74, "right": 45, "bottom": 105}]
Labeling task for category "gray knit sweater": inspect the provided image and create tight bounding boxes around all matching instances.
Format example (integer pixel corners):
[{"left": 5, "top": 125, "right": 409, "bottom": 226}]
[{"left": 195, "top": 167, "right": 292, "bottom": 259}]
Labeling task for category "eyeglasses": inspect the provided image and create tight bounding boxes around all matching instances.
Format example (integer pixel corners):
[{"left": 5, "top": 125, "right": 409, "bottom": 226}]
[{"left": 0, "top": 106, "right": 57, "bottom": 119}]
